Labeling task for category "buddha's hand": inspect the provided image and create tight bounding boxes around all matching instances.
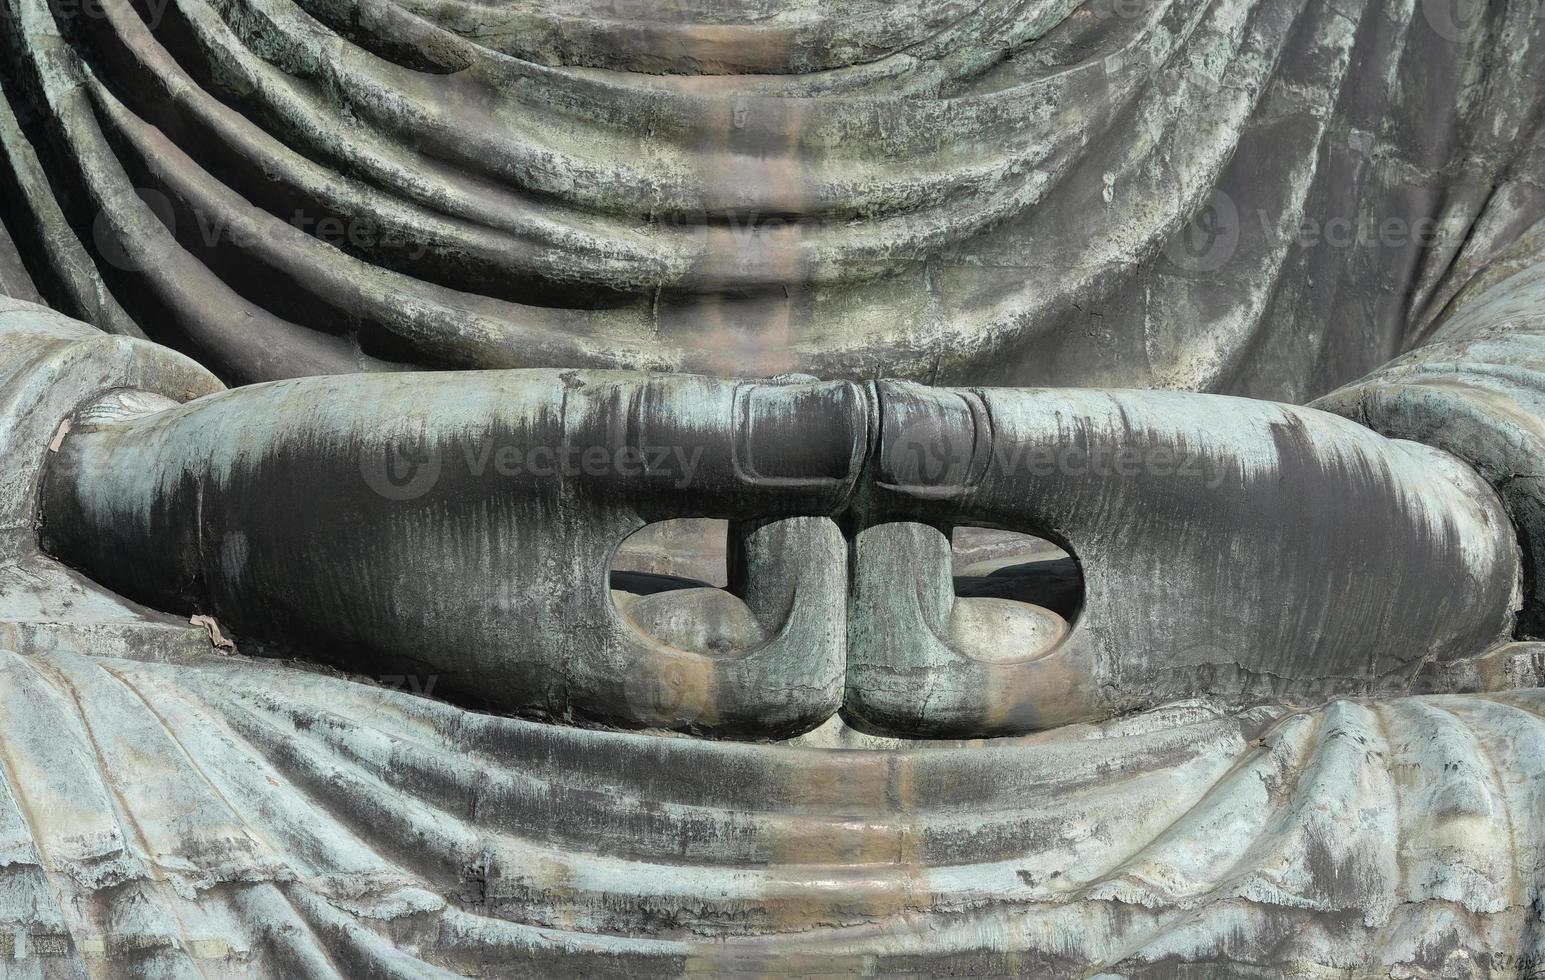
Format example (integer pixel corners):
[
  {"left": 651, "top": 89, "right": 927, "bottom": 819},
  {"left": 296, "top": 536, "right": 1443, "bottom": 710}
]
[
  {"left": 41, "top": 374, "right": 1522, "bottom": 741},
  {"left": 843, "top": 383, "right": 1521, "bottom": 738},
  {"left": 40, "top": 371, "right": 866, "bottom": 738}
]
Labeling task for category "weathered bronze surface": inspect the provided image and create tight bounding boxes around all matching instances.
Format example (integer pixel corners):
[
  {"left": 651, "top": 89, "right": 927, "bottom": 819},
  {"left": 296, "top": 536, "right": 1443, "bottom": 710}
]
[{"left": 2, "top": 0, "right": 1545, "bottom": 974}]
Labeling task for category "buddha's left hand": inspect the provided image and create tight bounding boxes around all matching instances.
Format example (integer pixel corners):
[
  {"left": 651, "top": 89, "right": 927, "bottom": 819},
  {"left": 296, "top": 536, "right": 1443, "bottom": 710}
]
[{"left": 843, "top": 383, "right": 1521, "bottom": 736}]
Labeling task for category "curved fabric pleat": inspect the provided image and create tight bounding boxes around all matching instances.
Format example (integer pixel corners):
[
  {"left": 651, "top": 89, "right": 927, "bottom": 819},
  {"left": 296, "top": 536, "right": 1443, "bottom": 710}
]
[
  {"left": 0, "top": 646, "right": 1542, "bottom": 974},
  {"left": 0, "top": 0, "right": 1539, "bottom": 388}
]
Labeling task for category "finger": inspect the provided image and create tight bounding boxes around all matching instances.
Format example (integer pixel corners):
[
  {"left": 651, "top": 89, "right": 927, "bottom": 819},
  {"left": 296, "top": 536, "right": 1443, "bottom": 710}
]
[{"left": 845, "top": 520, "right": 1103, "bottom": 738}]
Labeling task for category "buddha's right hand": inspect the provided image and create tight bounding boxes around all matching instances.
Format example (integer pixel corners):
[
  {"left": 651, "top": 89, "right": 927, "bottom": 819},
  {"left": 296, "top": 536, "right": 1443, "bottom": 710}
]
[
  {"left": 39, "top": 371, "right": 865, "bottom": 738},
  {"left": 842, "top": 383, "right": 1521, "bottom": 737}
]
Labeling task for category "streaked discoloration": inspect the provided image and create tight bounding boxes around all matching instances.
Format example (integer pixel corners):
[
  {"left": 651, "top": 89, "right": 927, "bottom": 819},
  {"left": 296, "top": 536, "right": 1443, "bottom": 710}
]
[
  {"left": 41, "top": 371, "right": 862, "bottom": 738},
  {"left": 0, "top": 646, "right": 1530, "bottom": 975},
  {"left": 1, "top": 0, "right": 1540, "bottom": 394},
  {"left": 1317, "top": 257, "right": 1545, "bottom": 639},
  {"left": 845, "top": 382, "right": 1522, "bottom": 736},
  {"left": 0, "top": 0, "right": 1542, "bottom": 969},
  {"left": 39, "top": 363, "right": 1522, "bottom": 739}
]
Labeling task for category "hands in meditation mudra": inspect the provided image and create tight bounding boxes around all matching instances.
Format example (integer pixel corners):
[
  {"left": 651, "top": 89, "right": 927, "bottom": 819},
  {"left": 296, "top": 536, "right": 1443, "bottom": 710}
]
[
  {"left": 3, "top": 0, "right": 1545, "bottom": 969},
  {"left": 37, "top": 370, "right": 1521, "bottom": 739}
]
